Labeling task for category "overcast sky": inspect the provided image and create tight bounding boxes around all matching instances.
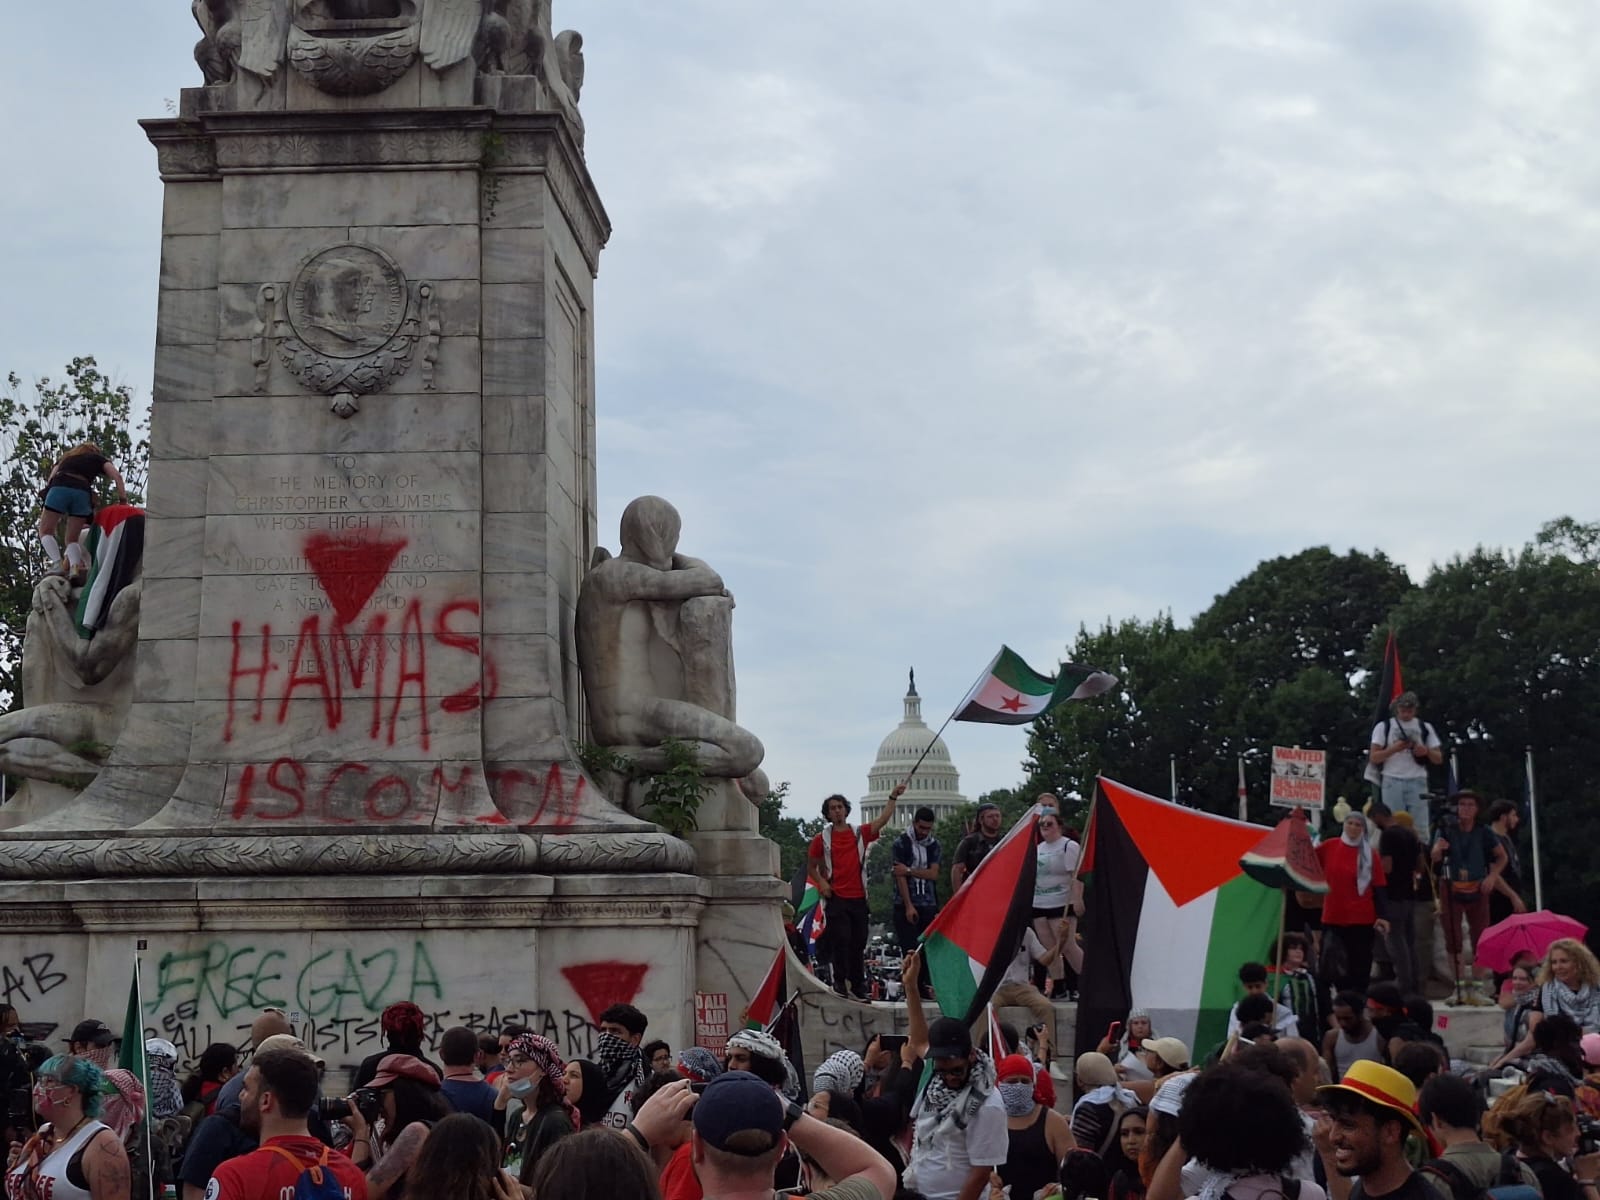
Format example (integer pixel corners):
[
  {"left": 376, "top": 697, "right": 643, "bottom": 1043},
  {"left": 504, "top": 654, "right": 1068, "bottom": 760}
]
[{"left": 4, "top": 3, "right": 1598, "bottom": 819}]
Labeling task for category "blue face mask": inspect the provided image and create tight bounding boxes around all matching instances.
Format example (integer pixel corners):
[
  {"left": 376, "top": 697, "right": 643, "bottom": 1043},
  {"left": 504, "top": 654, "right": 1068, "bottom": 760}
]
[
  {"left": 508, "top": 1077, "right": 537, "bottom": 1098},
  {"left": 998, "top": 1081, "right": 1035, "bottom": 1116}
]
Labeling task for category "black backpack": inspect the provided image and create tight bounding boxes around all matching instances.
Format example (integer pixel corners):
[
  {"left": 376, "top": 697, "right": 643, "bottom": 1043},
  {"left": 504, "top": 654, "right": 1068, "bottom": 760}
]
[{"left": 1421, "top": 1152, "right": 1541, "bottom": 1200}]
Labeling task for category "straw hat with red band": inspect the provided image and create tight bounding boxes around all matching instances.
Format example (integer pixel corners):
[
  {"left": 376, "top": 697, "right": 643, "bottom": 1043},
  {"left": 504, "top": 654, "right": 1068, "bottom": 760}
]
[{"left": 1316, "top": 1060, "right": 1426, "bottom": 1140}]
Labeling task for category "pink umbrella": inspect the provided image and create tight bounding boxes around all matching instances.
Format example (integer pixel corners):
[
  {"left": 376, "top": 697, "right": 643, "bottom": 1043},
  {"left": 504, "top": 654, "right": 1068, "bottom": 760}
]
[{"left": 1475, "top": 910, "right": 1589, "bottom": 973}]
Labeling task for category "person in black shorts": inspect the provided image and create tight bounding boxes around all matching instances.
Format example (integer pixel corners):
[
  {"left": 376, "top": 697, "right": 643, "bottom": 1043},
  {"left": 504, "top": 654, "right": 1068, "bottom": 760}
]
[{"left": 37, "top": 442, "right": 126, "bottom": 585}]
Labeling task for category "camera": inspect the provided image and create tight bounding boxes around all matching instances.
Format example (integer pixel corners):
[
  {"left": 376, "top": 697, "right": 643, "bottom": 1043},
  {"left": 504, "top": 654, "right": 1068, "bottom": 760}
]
[
  {"left": 1578, "top": 1117, "right": 1600, "bottom": 1156},
  {"left": 317, "top": 1088, "right": 383, "bottom": 1123}
]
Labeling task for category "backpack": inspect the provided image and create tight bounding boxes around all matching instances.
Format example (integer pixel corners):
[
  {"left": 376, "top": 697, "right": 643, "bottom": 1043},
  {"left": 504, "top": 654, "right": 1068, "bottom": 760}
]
[
  {"left": 263, "top": 1144, "right": 348, "bottom": 1200},
  {"left": 1363, "top": 717, "right": 1438, "bottom": 786},
  {"left": 1421, "top": 1152, "right": 1541, "bottom": 1200}
]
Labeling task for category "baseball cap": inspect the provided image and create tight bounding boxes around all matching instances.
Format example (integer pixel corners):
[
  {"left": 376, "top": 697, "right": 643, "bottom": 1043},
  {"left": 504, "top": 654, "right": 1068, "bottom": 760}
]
[
  {"left": 693, "top": 1070, "right": 783, "bottom": 1154},
  {"left": 927, "top": 1017, "right": 973, "bottom": 1060},
  {"left": 256, "top": 1033, "right": 327, "bottom": 1068},
  {"left": 976, "top": 802, "right": 1001, "bottom": 816},
  {"left": 368, "top": 1053, "right": 440, "bottom": 1088},
  {"left": 1143, "top": 1037, "right": 1189, "bottom": 1069},
  {"left": 67, "top": 1020, "right": 114, "bottom": 1048},
  {"left": 1317, "top": 1059, "right": 1426, "bottom": 1139}
]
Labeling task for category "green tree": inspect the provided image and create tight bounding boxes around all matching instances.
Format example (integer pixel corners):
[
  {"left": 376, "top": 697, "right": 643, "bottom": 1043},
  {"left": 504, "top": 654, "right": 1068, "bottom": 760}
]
[
  {"left": 757, "top": 782, "right": 823, "bottom": 888},
  {"left": 1386, "top": 539, "right": 1600, "bottom": 928},
  {"left": 1, "top": 358, "right": 149, "bottom": 711}
]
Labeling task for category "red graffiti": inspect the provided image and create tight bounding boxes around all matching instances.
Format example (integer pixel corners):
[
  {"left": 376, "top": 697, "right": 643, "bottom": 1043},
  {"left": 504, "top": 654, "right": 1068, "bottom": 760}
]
[
  {"left": 303, "top": 532, "right": 409, "bottom": 625},
  {"left": 224, "top": 597, "right": 495, "bottom": 749},
  {"left": 227, "top": 759, "right": 588, "bottom": 828},
  {"left": 484, "top": 763, "right": 586, "bottom": 827},
  {"left": 561, "top": 962, "right": 650, "bottom": 1024}
]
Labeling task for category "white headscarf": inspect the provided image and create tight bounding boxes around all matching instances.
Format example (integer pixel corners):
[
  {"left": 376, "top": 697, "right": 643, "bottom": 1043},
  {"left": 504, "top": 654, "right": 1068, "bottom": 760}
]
[{"left": 1341, "top": 813, "right": 1374, "bottom": 896}]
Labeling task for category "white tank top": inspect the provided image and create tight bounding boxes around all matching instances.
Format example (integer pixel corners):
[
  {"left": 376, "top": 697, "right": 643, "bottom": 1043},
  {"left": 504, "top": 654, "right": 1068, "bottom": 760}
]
[
  {"left": 6, "top": 1119, "right": 108, "bottom": 1200},
  {"left": 1333, "top": 1025, "right": 1384, "bottom": 1079}
]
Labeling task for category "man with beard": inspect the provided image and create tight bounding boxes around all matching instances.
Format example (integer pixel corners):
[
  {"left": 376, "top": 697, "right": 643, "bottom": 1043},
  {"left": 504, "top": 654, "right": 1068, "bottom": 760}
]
[
  {"left": 594, "top": 1003, "right": 649, "bottom": 1128},
  {"left": 1315, "top": 1060, "right": 1432, "bottom": 1200},
  {"left": 951, "top": 803, "right": 1004, "bottom": 891},
  {"left": 206, "top": 1048, "right": 366, "bottom": 1200}
]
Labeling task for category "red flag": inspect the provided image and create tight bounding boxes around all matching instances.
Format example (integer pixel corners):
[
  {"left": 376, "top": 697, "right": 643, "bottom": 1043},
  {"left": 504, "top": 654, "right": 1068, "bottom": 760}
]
[
  {"left": 1373, "top": 631, "right": 1404, "bottom": 723},
  {"left": 742, "top": 945, "right": 786, "bottom": 1029}
]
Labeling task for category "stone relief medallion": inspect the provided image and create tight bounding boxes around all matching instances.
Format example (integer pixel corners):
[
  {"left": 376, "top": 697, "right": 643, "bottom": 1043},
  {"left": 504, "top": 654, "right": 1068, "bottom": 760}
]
[
  {"left": 287, "top": 244, "right": 408, "bottom": 358},
  {"left": 256, "top": 242, "right": 438, "bottom": 419}
]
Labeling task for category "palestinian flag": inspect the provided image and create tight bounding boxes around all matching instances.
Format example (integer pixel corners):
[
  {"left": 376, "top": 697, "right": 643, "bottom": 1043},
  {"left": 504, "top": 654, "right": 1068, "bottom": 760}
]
[
  {"left": 920, "top": 807, "right": 1041, "bottom": 1024},
  {"left": 75, "top": 504, "right": 144, "bottom": 637},
  {"left": 1372, "top": 630, "right": 1405, "bottom": 724},
  {"left": 1076, "top": 778, "right": 1281, "bottom": 1060},
  {"left": 743, "top": 945, "right": 787, "bottom": 1029},
  {"left": 954, "top": 645, "right": 1117, "bottom": 725}
]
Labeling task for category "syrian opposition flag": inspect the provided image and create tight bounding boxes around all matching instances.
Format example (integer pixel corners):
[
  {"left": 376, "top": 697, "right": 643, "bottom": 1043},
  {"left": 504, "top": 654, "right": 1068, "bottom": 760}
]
[
  {"left": 1076, "top": 778, "right": 1280, "bottom": 1060},
  {"left": 920, "top": 808, "right": 1041, "bottom": 1024},
  {"left": 954, "top": 645, "right": 1117, "bottom": 725},
  {"left": 75, "top": 504, "right": 144, "bottom": 637}
]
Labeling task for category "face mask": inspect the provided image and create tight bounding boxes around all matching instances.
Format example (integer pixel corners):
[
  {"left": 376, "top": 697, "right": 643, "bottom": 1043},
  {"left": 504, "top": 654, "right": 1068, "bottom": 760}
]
[
  {"left": 508, "top": 1077, "right": 537, "bottom": 1098},
  {"left": 998, "top": 1081, "right": 1035, "bottom": 1116}
]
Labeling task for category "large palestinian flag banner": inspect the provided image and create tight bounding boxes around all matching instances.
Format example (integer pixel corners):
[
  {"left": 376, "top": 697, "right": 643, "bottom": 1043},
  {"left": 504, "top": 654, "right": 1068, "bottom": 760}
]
[
  {"left": 74, "top": 504, "right": 144, "bottom": 637},
  {"left": 1076, "top": 778, "right": 1281, "bottom": 1060},
  {"left": 921, "top": 807, "right": 1041, "bottom": 1024}
]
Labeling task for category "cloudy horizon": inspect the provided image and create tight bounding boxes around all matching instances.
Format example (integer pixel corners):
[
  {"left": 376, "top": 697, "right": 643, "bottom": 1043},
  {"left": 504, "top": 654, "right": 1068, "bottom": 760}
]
[{"left": 3, "top": 2, "right": 1596, "bottom": 817}]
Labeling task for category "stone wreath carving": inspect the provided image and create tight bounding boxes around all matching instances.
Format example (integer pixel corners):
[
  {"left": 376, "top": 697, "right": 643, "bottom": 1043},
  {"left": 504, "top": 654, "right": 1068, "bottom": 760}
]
[
  {"left": 252, "top": 242, "right": 439, "bottom": 418},
  {"left": 0, "top": 832, "right": 696, "bottom": 879}
]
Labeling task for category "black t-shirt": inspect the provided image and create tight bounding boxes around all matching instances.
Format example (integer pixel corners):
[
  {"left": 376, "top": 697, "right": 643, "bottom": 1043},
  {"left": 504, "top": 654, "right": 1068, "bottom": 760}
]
[
  {"left": 954, "top": 832, "right": 1000, "bottom": 877},
  {"left": 1524, "top": 1156, "right": 1582, "bottom": 1200},
  {"left": 1352, "top": 1170, "right": 1436, "bottom": 1200},
  {"left": 46, "top": 451, "right": 108, "bottom": 493},
  {"left": 1378, "top": 825, "right": 1422, "bottom": 901}
]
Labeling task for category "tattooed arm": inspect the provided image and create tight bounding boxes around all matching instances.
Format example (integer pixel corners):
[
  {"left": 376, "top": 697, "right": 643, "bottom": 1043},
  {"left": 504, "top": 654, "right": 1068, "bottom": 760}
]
[
  {"left": 84, "top": 1128, "right": 132, "bottom": 1200},
  {"left": 367, "top": 1122, "right": 430, "bottom": 1200}
]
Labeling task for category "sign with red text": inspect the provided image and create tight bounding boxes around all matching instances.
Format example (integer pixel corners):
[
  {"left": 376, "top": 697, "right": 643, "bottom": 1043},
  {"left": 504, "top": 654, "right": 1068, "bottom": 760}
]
[
  {"left": 695, "top": 991, "right": 730, "bottom": 1057},
  {"left": 1270, "top": 746, "right": 1326, "bottom": 809}
]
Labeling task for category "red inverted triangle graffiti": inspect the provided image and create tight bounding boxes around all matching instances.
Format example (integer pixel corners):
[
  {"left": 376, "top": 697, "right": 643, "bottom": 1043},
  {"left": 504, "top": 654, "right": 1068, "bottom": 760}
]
[
  {"left": 302, "top": 533, "right": 408, "bottom": 625},
  {"left": 561, "top": 962, "right": 650, "bottom": 1025}
]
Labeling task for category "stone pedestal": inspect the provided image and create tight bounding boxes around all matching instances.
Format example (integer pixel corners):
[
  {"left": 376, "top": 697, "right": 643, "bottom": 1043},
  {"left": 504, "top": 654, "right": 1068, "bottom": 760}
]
[
  {"left": 0, "top": 876, "right": 704, "bottom": 1083},
  {"left": 0, "top": 33, "right": 786, "bottom": 1042}
]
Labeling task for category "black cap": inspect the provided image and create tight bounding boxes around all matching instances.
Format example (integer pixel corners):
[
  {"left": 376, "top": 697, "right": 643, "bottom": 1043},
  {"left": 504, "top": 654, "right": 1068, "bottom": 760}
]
[
  {"left": 927, "top": 1016, "right": 972, "bottom": 1059},
  {"left": 67, "top": 1019, "right": 114, "bottom": 1047}
]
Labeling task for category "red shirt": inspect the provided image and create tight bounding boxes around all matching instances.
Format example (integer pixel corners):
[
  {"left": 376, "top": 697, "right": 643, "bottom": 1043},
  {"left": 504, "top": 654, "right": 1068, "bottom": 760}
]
[
  {"left": 1316, "top": 838, "right": 1387, "bottom": 926},
  {"left": 660, "top": 1141, "right": 702, "bottom": 1200},
  {"left": 208, "top": 1135, "right": 368, "bottom": 1200},
  {"left": 808, "top": 825, "right": 879, "bottom": 900}
]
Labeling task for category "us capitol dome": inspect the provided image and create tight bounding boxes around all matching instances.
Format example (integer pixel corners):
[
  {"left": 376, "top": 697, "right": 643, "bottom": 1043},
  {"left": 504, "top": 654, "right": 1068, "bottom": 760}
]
[{"left": 858, "top": 670, "right": 967, "bottom": 830}]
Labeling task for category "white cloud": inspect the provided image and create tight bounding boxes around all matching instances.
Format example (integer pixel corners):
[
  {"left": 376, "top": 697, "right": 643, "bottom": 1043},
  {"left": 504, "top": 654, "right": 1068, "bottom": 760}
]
[{"left": 3, "top": 1, "right": 1598, "bottom": 818}]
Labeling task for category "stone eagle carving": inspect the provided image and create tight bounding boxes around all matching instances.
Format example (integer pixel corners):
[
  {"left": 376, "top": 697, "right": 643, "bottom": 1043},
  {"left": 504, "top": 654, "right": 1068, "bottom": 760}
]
[{"left": 198, "top": 0, "right": 484, "bottom": 84}]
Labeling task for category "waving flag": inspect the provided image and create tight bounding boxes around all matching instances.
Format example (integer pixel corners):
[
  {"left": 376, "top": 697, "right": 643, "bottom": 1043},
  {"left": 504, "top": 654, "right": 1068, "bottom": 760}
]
[
  {"left": 1076, "top": 778, "right": 1280, "bottom": 1058},
  {"left": 954, "top": 646, "right": 1116, "bottom": 725},
  {"left": 920, "top": 808, "right": 1042, "bottom": 1023}
]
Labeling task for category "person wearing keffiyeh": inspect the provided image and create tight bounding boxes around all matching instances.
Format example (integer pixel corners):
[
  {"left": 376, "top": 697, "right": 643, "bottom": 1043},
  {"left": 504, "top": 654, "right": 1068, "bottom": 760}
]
[
  {"left": 144, "top": 1038, "right": 183, "bottom": 1121},
  {"left": 813, "top": 1049, "right": 864, "bottom": 1097},
  {"left": 675, "top": 1047, "right": 724, "bottom": 1083},
  {"left": 504, "top": 1033, "right": 577, "bottom": 1185},
  {"left": 1317, "top": 810, "right": 1391, "bottom": 992},
  {"left": 904, "top": 1016, "right": 1007, "bottom": 1200}
]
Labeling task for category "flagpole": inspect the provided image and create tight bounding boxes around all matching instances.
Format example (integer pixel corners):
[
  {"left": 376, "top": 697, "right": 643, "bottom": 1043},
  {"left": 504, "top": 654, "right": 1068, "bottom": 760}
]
[
  {"left": 900, "top": 706, "right": 960, "bottom": 787},
  {"left": 135, "top": 942, "right": 155, "bottom": 1200},
  {"left": 1237, "top": 756, "right": 1247, "bottom": 822},
  {"left": 1170, "top": 756, "right": 1178, "bottom": 804},
  {"left": 1526, "top": 747, "right": 1543, "bottom": 911}
]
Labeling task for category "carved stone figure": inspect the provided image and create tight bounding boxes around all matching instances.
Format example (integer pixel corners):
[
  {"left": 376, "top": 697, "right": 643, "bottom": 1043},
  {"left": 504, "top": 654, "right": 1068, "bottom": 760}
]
[
  {"left": 0, "top": 576, "right": 140, "bottom": 787},
  {"left": 192, "top": 0, "right": 243, "bottom": 85},
  {"left": 577, "top": 497, "right": 764, "bottom": 785}
]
